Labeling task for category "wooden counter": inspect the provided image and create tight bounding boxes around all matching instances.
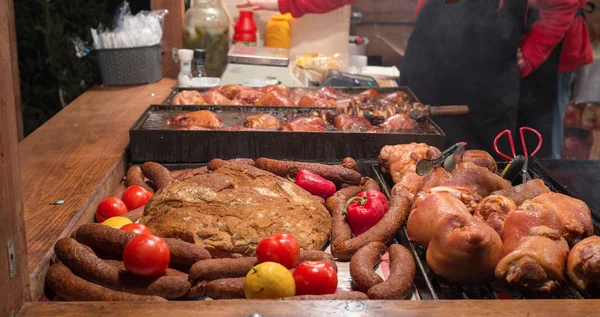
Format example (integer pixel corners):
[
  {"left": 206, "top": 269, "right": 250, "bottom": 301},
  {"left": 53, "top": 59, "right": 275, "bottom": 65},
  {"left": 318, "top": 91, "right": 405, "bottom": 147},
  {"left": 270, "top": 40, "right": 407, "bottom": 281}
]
[
  {"left": 16, "top": 78, "right": 600, "bottom": 315},
  {"left": 19, "top": 78, "right": 176, "bottom": 300}
]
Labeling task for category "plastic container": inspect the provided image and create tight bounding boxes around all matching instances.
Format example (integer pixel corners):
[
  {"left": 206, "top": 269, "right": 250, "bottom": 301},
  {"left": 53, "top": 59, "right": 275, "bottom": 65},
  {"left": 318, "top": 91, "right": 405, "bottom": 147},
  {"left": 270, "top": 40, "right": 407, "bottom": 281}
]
[
  {"left": 233, "top": 11, "right": 257, "bottom": 46},
  {"left": 96, "top": 44, "right": 162, "bottom": 86},
  {"left": 183, "top": 0, "right": 230, "bottom": 77},
  {"left": 265, "top": 14, "right": 292, "bottom": 49}
]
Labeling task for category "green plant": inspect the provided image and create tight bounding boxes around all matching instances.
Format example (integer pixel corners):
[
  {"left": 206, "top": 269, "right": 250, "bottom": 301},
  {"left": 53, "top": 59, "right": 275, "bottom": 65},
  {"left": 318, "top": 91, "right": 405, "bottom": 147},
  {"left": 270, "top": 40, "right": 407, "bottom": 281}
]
[{"left": 15, "top": 0, "right": 111, "bottom": 136}]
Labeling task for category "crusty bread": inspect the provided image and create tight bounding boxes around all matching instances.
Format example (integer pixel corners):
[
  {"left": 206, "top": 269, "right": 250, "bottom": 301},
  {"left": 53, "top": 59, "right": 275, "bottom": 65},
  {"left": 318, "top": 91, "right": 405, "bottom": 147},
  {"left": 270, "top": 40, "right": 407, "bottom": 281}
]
[{"left": 141, "top": 164, "right": 331, "bottom": 258}]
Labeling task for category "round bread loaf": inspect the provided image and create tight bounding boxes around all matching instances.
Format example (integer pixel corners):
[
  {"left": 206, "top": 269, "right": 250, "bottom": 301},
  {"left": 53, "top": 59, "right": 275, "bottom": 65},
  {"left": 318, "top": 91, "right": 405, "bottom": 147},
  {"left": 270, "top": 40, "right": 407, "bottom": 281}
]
[{"left": 141, "top": 164, "right": 331, "bottom": 258}]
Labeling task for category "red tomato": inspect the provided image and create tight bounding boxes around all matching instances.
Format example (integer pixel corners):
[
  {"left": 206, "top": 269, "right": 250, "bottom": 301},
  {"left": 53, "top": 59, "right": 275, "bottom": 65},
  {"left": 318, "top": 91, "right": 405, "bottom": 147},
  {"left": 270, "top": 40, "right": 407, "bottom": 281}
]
[
  {"left": 121, "top": 185, "right": 153, "bottom": 210},
  {"left": 123, "top": 234, "right": 170, "bottom": 277},
  {"left": 120, "top": 223, "right": 152, "bottom": 235},
  {"left": 95, "top": 197, "right": 128, "bottom": 223},
  {"left": 293, "top": 261, "right": 338, "bottom": 295},
  {"left": 256, "top": 233, "right": 300, "bottom": 269}
]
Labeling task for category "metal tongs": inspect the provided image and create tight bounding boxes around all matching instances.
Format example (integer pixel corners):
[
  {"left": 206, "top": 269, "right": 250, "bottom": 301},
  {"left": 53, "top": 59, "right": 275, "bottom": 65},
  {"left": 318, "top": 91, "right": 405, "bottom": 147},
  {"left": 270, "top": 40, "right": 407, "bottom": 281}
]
[
  {"left": 494, "top": 127, "right": 543, "bottom": 183},
  {"left": 416, "top": 142, "right": 467, "bottom": 176}
]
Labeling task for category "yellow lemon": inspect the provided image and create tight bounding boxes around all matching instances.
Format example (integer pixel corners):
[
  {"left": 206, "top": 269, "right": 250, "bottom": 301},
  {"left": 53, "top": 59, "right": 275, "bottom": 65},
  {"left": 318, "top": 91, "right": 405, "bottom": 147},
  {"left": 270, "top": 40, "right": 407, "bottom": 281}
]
[
  {"left": 102, "top": 216, "right": 133, "bottom": 229},
  {"left": 243, "top": 262, "right": 295, "bottom": 299}
]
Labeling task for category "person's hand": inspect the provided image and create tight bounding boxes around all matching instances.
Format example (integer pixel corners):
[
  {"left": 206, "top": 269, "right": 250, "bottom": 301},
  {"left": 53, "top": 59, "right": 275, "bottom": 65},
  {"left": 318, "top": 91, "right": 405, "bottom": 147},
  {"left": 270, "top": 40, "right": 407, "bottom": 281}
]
[
  {"left": 517, "top": 48, "right": 524, "bottom": 73},
  {"left": 237, "top": 0, "right": 279, "bottom": 11}
]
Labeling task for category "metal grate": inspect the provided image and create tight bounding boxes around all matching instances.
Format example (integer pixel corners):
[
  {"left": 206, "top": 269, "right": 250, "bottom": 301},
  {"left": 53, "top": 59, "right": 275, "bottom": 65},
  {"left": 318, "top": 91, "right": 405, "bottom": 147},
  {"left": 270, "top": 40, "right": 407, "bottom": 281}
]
[{"left": 373, "top": 159, "right": 600, "bottom": 300}]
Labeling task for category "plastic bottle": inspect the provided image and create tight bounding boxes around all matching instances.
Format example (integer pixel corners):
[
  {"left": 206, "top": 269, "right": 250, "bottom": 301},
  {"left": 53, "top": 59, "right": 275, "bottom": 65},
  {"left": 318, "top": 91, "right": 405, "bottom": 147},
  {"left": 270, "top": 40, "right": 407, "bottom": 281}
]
[
  {"left": 177, "top": 49, "right": 194, "bottom": 87},
  {"left": 265, "top": 13, "right": 292, "bottom": 49},
  {"left": 233, "top": 11, "right": 257, "bottom": 46}
]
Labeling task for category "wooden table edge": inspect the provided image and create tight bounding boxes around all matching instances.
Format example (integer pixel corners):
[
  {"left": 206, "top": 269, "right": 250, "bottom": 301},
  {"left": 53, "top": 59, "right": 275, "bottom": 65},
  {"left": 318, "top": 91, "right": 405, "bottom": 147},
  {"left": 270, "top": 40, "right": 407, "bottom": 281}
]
[{"left": 17, "top": 299, "right": 600, "bottom": 316}]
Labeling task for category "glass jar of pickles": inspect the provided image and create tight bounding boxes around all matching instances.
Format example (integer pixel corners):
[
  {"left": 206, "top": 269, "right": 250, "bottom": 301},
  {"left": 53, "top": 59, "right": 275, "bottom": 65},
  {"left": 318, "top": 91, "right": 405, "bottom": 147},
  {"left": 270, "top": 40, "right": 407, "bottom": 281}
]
[{"left": 183, "top": 0, "right": 230, "bottom": 77}]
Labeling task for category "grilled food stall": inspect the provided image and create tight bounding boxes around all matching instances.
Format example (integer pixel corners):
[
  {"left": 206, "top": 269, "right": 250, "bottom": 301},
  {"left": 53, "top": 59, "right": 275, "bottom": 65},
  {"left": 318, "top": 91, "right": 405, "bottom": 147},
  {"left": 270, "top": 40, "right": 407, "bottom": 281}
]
[
  {"left": 3, "top": 2, "right": 600, "bottom": 316},
  {"left": 2, "top": 78, "right": 600, "bottom": 316}
]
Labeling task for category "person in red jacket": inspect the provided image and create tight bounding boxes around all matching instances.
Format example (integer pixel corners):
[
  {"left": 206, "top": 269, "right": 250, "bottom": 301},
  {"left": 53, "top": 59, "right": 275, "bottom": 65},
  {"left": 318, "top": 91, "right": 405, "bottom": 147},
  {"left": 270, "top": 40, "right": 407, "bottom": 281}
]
[
  {"left": 237, "top": 0, "right": 356, "bottom": 18},
  {"left": 551, "top": 1, "right": 594, "bottom": 158}
]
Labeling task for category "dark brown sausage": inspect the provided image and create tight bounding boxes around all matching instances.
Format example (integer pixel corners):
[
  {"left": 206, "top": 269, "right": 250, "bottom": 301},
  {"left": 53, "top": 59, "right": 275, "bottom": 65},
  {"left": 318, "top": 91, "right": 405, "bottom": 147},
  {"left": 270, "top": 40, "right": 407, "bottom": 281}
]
[
  {"left": 207, "top": 158, "right": 256, "bottom": 171},
  {"left": 325, "top": 186, "right": 362, "bottom": 212},
  {"left": 126, "top": 166, "right": 154, "bottom": 193},
  {"left": 367, "top": 244, "right": 415, "bottom": 299},
  {"left": 279, "top": 291, "right": 369, "bottom": 301},
  {"left": 202, "top": 277, "right": 246, "bottom": 299},
  {"left": 255, "top": 158, "right": 362, "bottom": 185},
  {"left": 46, "top": 263, "right": 167, "bottom": 302},
  {"left": 349, "top": 242, "right": 386, "bottom": 292},
  {"left": 54, "top": 238, "right": 190, "bottom": 299},
  {"left": 341, "top": 157, "right": 359, "bottom": 172},
  {"left": 74, "top": 224, "right": 211, "bottom": 267},
  {"left": 298, "top": 250, "right": 338, "bottom": 272},
  {"left": 361, "top": 177, "right": 381, "bottom": 192},
  {"left": 327, "top": 187, "right": 361, "bottom": 248},
  {"left": 189, "top": 257, "right": 257, "bottom": 284},
  {"left": 141, "top": 162, "right": 174, "bottom": 190},
  {"left": 332, "top": 194, "right": 412, "bottom": 261},
  {"left": 121, "top": 206, "right": 144, "bottom": 222},
  {"left": 171, "top": 166, "right": 209, "bottom": 181},
  {"left": 103, "top": 260, "right": 188, "bottom": 278}
]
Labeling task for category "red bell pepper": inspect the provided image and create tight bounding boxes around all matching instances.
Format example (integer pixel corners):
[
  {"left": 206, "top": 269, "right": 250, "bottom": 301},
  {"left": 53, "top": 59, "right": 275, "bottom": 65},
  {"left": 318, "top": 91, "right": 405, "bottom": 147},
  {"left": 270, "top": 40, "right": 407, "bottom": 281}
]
[
  {"left": 287, "top": 167, "right": 337, "bottom": 199},
  {"left": 343, "top": 191, "right": 389, "bottom": 236}
]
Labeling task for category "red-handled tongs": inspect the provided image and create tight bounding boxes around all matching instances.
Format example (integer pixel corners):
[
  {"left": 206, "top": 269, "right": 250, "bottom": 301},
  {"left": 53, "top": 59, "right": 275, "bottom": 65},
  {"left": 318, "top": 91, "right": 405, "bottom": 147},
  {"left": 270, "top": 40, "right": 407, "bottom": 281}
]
[{"left": 493, "top": 127, "right": 543, "bottom": 183}]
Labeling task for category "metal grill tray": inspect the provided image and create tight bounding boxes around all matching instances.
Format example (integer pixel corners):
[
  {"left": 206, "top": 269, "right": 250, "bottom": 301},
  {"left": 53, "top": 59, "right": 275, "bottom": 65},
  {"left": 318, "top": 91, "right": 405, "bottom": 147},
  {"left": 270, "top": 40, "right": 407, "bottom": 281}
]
[
  {"left": 145, "top": 161, "right": 425, "bottom": 300},
  {"left": 128, "top": 105, "right": 445, "bottom": 164},
  {"left": 374, "top": 158, "right": 600, "bottom": 300},
  {"left": 163, "top": 86, "right": 421, "bottom": 105}
]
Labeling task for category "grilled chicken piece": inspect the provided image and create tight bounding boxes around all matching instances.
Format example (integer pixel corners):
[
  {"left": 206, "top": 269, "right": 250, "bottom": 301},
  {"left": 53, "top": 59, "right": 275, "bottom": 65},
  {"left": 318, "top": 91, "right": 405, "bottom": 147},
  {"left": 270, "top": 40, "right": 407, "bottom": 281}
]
[
  {"left": 473, "top": 195, "right": 517, "bottom": 237},
  {"left": 378, "top": 143, "right": 441, "bottom": 184},
  {"left": 427, "top": 211, "right": 504, "bottom": 284},
  {"left": 243, "top": 114, "right": 280, "bottom": 129},
  {"left": 298, "top": 96, "right": 336, "bottom": 108},
  {"left": 202, "top": 91, "right": 234, "bottom": 105},
  {"left": 491, "top": 179, "right": 551, "bottom": 206},
  {"left": 259, "top": 84, "right": 291, "bottom": 97},
  {"left": 234, "top": 90, "right": 265, "bottom": 105},
  {"left": 279, "top": 117, "right": 329, "bottom": 132},
  {"left": 381, "top": 91, "right": 409, "bottom": 106},
  {"left": 210, "top": 84, "right": 251, "bottom": 99},
  {"left": 169, "top": 110, "right": 223, "bottom": 128},
  {"left": 171, "top": 90, "right": 206, "bottom": 105},
  {"left": 495, "top": 234, "right": 569, "bottom": 295},
  {"left": 359, "top": 88, "right": 381, "bottom": 99},
  {"left": 567, "top": 236, "right": 600, "bottom": 294},
  {"left": 459, "top": 150, "right": 498, "bottom": 173},
  {"left": 317, "top": 87, "right": 343, "bottom": 100},
  {"left": 255, "top": 91, "right": 296, "bottom": 107},
  {"left": 438, "top": 164, "right": 511, "bottom": 198},
  {"left": 334, "top": 114, "right": 373, "bottom": 131},
  {"left": 502, "top": 204, "right": 563, "bottom": 255},
  {"left": 380, "top": 114, "right": 417, "bottom": 132},
  {"left": 407, "top": 193, "right": 471, "bottom": 248},
  {"left": 528, "top": 192, "right": 593, "bottom": 247}
]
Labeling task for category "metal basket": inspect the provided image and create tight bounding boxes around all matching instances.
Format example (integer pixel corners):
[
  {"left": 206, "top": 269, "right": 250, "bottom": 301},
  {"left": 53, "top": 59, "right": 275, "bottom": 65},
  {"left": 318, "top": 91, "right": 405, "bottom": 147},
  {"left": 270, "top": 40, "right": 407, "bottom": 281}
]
[{"left": 96, "top": 44, "right": 162, "bottom": 86}]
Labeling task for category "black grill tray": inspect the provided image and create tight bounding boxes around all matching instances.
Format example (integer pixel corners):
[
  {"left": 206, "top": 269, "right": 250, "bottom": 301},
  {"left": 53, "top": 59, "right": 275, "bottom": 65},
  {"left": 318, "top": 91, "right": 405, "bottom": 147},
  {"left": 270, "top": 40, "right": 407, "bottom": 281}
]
[
  {"left": 128, "top": 105, "right": 445, "bottom": 164},
  {"left": 374, "top": 158, "right": 600, "bottom": 300}
]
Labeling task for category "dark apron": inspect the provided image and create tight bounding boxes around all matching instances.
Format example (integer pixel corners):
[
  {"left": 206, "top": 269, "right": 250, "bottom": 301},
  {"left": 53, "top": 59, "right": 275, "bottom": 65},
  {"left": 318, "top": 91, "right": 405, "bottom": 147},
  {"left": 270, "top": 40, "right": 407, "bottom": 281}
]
[
  {"left": 400, "top": 0, "right": 526, "bottom": 156},
  {"left": 518, "top": 8, "right": 562, "bottom": 158}
]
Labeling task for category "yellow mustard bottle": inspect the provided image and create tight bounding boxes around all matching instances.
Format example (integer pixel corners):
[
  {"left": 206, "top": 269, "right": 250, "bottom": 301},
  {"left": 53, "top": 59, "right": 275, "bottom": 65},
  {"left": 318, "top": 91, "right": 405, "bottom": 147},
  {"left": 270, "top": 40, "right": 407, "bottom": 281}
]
[{"left": 265, "top": 13, "right": 292, "bottom": 49}]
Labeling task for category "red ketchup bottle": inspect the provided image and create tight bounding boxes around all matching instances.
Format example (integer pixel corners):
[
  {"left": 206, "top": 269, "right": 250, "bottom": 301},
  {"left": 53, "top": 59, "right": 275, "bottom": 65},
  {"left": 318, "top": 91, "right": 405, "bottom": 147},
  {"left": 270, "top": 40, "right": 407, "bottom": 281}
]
[{"left": 233, "top": 11, "right": 257, "bottom": 46}]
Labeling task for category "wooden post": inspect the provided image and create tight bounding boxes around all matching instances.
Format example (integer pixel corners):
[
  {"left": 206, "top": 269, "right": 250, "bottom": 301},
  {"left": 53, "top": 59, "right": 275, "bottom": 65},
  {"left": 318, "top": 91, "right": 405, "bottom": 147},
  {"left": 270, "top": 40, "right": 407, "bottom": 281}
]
[
  {"left": 0, "top": 0, "right": 31, "bottom": 315},
  {"left": 5, "top": 0, "right": 23, "bottom": 140},
  {"left": 151, "top": 0, "right": 185, "bottom": 79}
]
